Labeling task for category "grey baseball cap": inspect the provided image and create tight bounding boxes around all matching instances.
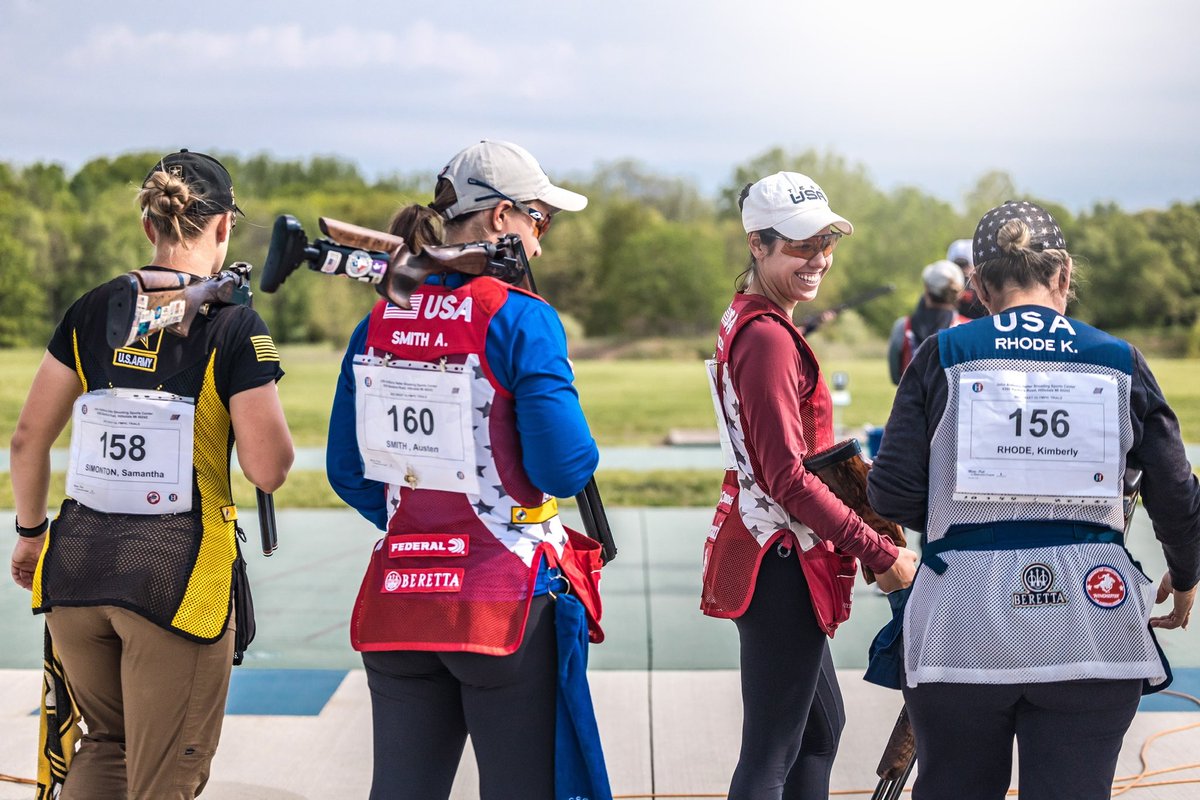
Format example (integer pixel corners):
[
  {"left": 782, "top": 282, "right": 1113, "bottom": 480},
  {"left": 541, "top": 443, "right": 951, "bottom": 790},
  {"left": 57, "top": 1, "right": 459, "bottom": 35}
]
[{"left": 436, "top": 140, "right": 587, "bottom": 220}]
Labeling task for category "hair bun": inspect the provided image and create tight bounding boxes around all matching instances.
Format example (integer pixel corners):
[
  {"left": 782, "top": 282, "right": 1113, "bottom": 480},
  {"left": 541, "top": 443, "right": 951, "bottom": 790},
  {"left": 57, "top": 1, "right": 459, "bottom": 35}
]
[{"left": 996, "top": 218, "right": 1032, "bottom": 254}]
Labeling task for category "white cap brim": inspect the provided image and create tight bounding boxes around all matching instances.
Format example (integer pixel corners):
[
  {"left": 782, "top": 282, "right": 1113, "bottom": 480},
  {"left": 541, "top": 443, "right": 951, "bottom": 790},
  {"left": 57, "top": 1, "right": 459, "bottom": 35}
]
[
  {"left": 772, "top": 208, "right": 854, "bottom": 240},
  {"left": 537, "top": 183, "right": 588, "bottom": 213}
]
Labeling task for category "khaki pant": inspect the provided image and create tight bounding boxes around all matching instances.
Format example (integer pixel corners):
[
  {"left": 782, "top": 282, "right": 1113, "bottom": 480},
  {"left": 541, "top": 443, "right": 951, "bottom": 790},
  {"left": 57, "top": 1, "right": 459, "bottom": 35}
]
[{"left": 45, "top": 605, "right": 235, "bottom": 800}]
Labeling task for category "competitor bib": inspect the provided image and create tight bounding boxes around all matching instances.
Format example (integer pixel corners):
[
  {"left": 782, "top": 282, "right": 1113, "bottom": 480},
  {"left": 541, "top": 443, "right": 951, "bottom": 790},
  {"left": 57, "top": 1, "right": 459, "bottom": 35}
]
[
  {"left": 353, "top": 356, "right": 480, "bottom": 494},
  {"left": 66, "top": 389, "right": 195, "bottom": 514},
  {"left": 705, "top": 359, "right": 736, "bottom": 469},
  {"left": 955, "top": 369, "right": 1121, "bottom": 504}
]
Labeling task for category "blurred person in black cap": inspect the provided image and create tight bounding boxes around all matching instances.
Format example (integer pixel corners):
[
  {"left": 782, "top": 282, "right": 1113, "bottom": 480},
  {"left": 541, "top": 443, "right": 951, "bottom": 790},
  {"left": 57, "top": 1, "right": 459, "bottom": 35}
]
[
  {"left": 9, "top": 149, "right": 294, "bottom": 799},
  {"left": 947, "top": 238, "right": 989, "bottom": 318},
  {"left": 886, "top": 260, "right": 970, "bottom": 384},
  {"left": 868, "top": 200, "right": 1199, "bottom": 799}
]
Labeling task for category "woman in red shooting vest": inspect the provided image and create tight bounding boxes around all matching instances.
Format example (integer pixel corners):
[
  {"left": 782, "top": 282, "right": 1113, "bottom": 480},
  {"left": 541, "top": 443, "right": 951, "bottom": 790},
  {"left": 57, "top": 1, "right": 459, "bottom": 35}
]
[
  {"left": 326, "top": 140, "right": 607, "bottom": 800},
  {"left": 702, "top": 172, "right": 919, "bottom": 800}
]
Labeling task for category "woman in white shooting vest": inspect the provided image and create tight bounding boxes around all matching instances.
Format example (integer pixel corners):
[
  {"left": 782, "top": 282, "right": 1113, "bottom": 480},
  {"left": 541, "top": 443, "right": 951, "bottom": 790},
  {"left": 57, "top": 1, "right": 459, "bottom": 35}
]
[{"left": 867, "top": 200, "right": 1199, "bottom": 800}]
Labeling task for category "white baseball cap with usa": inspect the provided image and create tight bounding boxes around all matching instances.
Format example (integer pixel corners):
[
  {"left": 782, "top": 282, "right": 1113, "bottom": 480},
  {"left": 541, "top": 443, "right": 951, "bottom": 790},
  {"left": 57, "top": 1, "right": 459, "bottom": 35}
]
[{"left": 740, "top": 172, "right": 854, "bottom": 239}]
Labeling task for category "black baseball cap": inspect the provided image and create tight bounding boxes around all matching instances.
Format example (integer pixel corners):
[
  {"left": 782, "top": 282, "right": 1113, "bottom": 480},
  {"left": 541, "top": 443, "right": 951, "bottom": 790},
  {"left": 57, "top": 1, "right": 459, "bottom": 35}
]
[{"left": 144, "top": 149, "right": 243, "bottom": 217}]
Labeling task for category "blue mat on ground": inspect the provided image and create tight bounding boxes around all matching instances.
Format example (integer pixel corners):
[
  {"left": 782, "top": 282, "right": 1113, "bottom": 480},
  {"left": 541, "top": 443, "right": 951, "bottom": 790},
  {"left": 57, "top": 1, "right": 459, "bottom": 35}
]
[
  {"left": 1140, "top": 668, "right": 1200, "bottom": 712},
  {"left": 225, "top": 669, "right": 348, "bottom": 716}
]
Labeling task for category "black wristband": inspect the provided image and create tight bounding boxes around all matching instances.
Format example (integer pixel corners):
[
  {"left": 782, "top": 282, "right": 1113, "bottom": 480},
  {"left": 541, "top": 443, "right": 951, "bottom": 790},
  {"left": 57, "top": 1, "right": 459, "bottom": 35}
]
[{"left": 16, "top": 517, "right": 49, "bottom": 538}]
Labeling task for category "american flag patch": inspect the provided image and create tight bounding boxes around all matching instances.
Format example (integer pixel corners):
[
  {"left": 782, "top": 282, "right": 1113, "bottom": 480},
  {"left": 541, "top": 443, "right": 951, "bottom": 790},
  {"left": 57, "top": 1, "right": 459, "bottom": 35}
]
[
  {"left": 383, "top": 295, "right": 423, "bottom": 320},
  {"left": 250, "top": 335, "right": 280, "bottom": 362}
]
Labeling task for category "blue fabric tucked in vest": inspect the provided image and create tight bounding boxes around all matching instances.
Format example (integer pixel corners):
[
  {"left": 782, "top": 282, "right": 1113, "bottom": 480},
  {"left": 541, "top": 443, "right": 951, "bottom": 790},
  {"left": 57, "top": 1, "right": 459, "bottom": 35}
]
[
  {"left": 554, "top": 588, "right": 612, "bottom": 800},
  {"left": 865, "top": 586, "right": 911, "bottom": 690}
]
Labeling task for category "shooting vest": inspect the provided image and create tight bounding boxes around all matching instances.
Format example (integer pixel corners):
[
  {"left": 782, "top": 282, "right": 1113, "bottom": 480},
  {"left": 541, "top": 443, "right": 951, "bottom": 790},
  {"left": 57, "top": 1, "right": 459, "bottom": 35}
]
[
  {"left": 701, "top": 293, "right": 855, "bottom": 634},
  {"left": 33, "top": 285, "right": 255, "bottom": 643},
  {"left": 898, "top": 312, "right": 970, "bottom": 376},
  {"left": 350, "top": 278, "right": 600, "bottom": 655},
  {"left": 904, "top": 305, "right": 1166, "bottom": 687}
]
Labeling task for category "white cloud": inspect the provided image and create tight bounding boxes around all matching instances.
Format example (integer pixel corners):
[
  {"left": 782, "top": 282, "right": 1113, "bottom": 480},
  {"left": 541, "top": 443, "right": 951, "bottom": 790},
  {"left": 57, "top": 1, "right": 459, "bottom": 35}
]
[{"left": 65, "top": 21, "right": 576, "bottom": 89}]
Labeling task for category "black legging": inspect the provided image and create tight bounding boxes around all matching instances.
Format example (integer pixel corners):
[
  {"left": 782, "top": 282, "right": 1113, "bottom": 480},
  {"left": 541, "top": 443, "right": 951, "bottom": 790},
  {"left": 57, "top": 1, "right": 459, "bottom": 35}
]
[
  {"left": 729, "top": 546, "right": 846, "bottom": 800},
  {"left": 902, "top": 678, "right": 1143, "bottom": 800},
  {"left": 361, "top": 595, "right": 557, "bottom": 800}
]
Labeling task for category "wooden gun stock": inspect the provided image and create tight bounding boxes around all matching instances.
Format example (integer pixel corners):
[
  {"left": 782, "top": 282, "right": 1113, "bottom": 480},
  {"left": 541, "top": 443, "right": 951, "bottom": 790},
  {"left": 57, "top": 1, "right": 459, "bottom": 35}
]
[
  {"left": 870, "top": 707, "right": 916, "bottom": 800},
  {"left": 319, "top": 217, "right": 405, "bottom": 255},
  {"left": 803, "top": 439, "right": 906, "bottom": 583},
  {"left": 106, "top": 264, "right": 252, "bottom": 349},
  {"left": 313, "top": 218, "right": 531, "bottom": 310}
]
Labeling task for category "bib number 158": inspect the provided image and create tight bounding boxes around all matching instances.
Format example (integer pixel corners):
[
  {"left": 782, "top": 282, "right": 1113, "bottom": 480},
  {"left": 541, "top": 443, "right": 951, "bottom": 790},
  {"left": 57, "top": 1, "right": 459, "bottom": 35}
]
[{"left": 99, "top": 432, "right": 147, "bottom": 461}]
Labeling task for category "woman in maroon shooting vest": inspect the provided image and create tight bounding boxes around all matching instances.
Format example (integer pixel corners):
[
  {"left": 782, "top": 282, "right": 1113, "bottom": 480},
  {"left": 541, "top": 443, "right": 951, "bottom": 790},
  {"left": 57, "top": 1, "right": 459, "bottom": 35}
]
[{"left": 702, "top": 172, "right": 919, "bottom": 800}]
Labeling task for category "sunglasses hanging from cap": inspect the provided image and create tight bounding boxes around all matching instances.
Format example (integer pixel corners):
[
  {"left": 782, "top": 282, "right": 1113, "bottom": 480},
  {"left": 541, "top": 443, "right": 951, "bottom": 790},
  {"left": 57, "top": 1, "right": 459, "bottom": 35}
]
[{"left": 466, "top": 177, "right": 553, "bottom": 238}]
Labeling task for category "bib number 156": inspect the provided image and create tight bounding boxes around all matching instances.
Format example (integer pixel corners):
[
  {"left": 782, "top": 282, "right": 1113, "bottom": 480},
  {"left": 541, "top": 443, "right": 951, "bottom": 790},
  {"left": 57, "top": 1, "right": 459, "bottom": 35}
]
[{"left": 1007, "top": 407, "right": 1070, "bottom": 438}]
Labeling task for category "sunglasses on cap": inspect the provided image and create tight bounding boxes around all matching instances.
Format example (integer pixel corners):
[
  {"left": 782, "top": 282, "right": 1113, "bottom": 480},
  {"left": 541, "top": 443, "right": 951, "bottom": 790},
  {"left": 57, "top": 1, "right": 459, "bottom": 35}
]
[
  {"left": 467, "top": 177, "right": 552, "bottom": 238},
  {"left": 769, "top": 230, "right": 843, "bottom": 260}
]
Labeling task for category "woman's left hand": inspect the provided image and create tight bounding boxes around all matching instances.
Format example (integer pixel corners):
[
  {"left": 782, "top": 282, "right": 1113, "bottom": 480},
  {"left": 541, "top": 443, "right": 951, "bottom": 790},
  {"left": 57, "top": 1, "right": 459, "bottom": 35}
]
[
  {"left": 10, "top": 535, "right": 45, "bottom": 590},
  {"left": 1150, "top": 571, "right": 1195, "bottom": 630}
]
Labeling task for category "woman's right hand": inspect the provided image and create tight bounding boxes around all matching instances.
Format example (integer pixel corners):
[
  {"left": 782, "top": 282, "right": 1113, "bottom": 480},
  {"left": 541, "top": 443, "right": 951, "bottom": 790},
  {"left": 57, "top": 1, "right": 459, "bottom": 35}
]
[{"left": 875, "top": 547, "right": 919, "bottom": 594}]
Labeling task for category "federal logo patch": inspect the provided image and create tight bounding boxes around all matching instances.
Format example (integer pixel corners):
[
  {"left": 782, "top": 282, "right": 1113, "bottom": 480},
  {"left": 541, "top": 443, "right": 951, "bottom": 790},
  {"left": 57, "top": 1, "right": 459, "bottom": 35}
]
[
  {"left": 1084, "top": 565, "right": 1127, "bottom": 608},
  {"left": 1012, "top": 562, "right": 1067, "bottom": 607},
  {"left": 386, "top": 534, "right": 469, "bottom": 558}
]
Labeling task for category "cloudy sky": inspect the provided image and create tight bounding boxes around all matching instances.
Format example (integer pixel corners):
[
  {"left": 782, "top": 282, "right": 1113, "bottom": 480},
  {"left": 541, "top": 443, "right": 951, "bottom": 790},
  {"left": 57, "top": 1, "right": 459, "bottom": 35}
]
[{"left": 3, "top": 0, "right": 1197, "bottom": 211}]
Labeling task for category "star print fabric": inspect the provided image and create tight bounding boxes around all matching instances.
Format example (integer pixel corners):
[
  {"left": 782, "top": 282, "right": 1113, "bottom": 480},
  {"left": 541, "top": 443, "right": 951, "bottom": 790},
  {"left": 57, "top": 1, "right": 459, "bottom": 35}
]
[{"left": 973, "top": 200, "right": 1067, "bottom": 265}]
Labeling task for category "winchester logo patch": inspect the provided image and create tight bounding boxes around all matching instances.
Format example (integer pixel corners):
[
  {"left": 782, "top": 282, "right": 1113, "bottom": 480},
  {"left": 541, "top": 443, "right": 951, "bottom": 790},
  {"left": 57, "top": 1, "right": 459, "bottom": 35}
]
[
  {"left": 1084, "top": 565, "right": 1127, "bottom": 608},
  {"left": 1013, "top": 562, "right": 1067, "bottom": 607},
  {"left": 381, "top": 568, "right": 464, "bottom": 593},
  {"left": 387, "top": 534, "right": 469, "bottom": 558}
]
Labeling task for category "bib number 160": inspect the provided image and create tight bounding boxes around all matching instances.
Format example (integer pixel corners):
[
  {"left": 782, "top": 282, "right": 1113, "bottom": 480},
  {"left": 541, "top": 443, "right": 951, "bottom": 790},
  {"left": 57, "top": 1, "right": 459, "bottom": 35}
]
[
  {"left": 1008, "top": 407, "right": 1070, "bottom": 438},
  {"left": 387, "top": 405, "right": 435, "bottom": 436},
  {"left": 99, "top": 432, "right": 147, "bottom": 461}
]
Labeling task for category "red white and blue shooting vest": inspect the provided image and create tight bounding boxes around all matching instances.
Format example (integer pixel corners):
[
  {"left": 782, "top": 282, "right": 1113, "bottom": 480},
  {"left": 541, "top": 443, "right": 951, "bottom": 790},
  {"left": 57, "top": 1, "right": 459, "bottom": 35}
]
[
  {"left": 701, "top": 293, "right": 855, "bottom": 634},
  {"left": 350, "top": 278, "right": 600, "bottom": 656}
]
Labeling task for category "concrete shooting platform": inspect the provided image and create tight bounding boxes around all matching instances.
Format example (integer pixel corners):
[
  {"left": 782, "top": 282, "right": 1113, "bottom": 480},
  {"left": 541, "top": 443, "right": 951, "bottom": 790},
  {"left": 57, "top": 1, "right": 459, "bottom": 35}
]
[{"left": 2, "top": 505, "right": 1198, "bottom": 798}]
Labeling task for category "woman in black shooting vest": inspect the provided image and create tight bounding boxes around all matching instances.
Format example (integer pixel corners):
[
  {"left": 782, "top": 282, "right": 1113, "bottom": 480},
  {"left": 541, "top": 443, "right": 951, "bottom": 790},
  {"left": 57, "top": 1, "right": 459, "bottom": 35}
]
[{"left": 9, "top": 150, "right": 293, "bottom": 799}]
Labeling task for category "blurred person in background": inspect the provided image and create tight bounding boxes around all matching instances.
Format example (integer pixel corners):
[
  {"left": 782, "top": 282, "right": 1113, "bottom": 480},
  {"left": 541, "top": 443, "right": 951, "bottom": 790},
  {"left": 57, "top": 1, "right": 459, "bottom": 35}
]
[
  {"left": 947, "top": 238, "right": 988, "bottom": 319},
  {"left": 887, "top": 259, "right": 970, "bottom": 385}
]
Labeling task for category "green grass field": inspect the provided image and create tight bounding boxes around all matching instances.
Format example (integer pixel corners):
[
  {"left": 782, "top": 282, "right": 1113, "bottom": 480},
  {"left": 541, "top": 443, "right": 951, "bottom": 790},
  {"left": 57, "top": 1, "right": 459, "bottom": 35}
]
[
  {"left": 2, "top": 346, "right": 1197, "bottom": 508},
  {"left": 3, "top": 345, "right": 1199, "bottom": 446}
]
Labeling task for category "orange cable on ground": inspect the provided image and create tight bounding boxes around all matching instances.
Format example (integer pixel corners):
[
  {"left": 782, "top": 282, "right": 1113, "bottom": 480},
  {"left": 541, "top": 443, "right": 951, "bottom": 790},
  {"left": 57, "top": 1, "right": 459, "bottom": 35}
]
[{"left": 612, "top": 690, "right": 1200, "bottom": 799}]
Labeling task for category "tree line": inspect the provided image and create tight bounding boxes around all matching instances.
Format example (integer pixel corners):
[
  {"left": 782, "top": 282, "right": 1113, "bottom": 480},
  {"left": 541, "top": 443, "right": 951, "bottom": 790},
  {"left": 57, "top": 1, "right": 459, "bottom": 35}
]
[{"left": 2, "top": 148, "right": 1198, "bottom": 352}]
